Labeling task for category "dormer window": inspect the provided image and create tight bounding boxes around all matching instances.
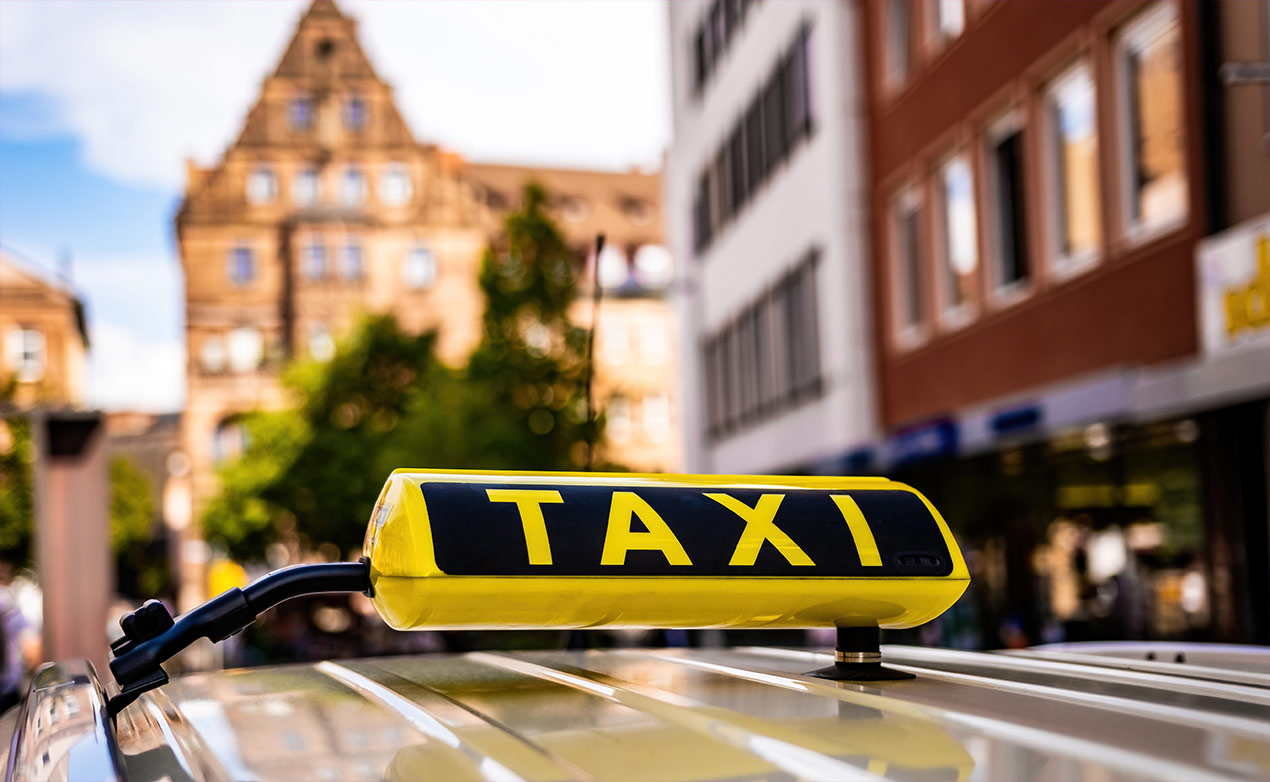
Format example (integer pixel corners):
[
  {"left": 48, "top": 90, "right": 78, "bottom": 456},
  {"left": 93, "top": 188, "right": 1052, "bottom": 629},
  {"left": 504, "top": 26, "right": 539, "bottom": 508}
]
[
  {"left": 316, "top": 38, "right": 335, "bottom": 60},
  {"left": 344, "top": 94, "right": 366, "bottom": 132},
  {"left": 340, "top": 167, "right": 367, "bottom": 206},
  {"left": 246, "top": 167, "right": 277, "bottom": 205},
  {"left": 289, "top": 95, "right": 314, "bottom": 131},
  {"left": 379, "top": 163, "right": 412, "bottom": 206}
]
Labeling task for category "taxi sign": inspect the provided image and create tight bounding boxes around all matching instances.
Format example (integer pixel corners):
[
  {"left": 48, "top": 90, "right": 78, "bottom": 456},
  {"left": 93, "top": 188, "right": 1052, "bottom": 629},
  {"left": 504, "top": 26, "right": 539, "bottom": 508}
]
[{"left": 364, "top": 469, "right": 970, "bottom": 631}]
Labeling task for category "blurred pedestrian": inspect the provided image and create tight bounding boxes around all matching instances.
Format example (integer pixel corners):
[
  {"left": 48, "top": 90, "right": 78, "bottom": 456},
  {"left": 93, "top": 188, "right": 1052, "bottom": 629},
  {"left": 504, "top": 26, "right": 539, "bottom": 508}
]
[{"left": 0, "top": 570, "right": 41, "bottom": 712}]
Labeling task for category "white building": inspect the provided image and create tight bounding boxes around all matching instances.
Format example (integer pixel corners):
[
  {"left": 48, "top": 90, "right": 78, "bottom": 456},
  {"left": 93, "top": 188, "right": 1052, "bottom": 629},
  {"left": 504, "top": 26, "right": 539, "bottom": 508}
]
[{"left": 666, "top": 0, "right": 876, "bottom": 474}]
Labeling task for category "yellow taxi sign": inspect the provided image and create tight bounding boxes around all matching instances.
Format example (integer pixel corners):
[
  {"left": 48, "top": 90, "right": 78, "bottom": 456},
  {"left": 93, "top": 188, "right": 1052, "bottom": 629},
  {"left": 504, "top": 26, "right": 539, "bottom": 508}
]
[{"left": 365, "top": 469, "right": 969, "bottom": 631}]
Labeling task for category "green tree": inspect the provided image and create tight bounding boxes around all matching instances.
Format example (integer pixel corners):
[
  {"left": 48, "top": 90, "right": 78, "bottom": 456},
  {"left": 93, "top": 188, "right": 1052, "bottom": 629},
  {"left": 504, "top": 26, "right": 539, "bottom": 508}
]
[
  {"left": 461, "top": 181, "right": 594, "bottom": 469},
  {"left": 203, "top": 317, "right": 444, "bottom": 560},
  {"left": 0, "top": 414, "right": 34, "bottom": 566},
  {"left": 109, "top": 456, "right": 154, "bottom": 552},
  {"left": 202, "top": 182, "right": 603, "bottom": 561}
]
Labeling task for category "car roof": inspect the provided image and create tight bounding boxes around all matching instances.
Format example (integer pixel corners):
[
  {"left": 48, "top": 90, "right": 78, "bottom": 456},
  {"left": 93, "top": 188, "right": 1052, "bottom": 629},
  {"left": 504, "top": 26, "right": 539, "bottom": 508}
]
[{"left": 75, "top": 643, "right": 1266, "bottom": 782}]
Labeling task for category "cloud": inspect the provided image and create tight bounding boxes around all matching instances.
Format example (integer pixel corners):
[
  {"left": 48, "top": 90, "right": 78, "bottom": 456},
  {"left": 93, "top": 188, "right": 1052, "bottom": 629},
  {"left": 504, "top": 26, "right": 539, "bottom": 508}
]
[
  {"left": 86, "top": 321, "right": 185, "bottom": 413},
  {"left": 69, "top": 254, "right": 185, "bottom": 412},
  {"left": 0, "top": 0, "right": 671, "bottom": 191}
]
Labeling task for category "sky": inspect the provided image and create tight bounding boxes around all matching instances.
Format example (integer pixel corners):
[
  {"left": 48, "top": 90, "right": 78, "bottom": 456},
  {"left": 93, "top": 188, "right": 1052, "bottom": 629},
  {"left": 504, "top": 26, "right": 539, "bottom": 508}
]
[{"left": 0, "top": 0, "right": 672, "bottom": 412}]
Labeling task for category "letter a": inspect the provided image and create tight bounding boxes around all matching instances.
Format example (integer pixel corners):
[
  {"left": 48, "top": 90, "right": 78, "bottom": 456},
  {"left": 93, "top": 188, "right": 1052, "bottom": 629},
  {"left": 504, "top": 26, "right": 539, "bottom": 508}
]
[
  {"left": 487, "top": 489, "right": 563, "bottom": 565},
  {"left": 600, "top": 492, "right": 692, "bottom": 566},
  {"left": 705, "top": 493, "right": 815, "bottom": 567}
]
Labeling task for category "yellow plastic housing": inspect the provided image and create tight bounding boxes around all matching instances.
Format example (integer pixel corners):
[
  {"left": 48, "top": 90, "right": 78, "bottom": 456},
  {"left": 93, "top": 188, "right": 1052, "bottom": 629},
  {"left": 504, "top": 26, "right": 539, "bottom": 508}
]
[{"left": 364, "top": 469, "right": 970, "bottom": 631}]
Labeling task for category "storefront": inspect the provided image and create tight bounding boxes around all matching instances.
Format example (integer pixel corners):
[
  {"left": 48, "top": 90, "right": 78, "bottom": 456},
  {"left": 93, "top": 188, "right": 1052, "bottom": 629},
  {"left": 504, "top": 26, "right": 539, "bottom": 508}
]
[{"left": 871, "top": 215, "right": 1270, "bottom": 649}]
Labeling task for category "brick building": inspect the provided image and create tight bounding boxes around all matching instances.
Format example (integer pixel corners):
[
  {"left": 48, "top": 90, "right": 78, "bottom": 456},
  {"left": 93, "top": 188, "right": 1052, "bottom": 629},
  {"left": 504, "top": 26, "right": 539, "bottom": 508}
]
[{"left": 859, "top": 0, "right": 1269, "bottom": 645}]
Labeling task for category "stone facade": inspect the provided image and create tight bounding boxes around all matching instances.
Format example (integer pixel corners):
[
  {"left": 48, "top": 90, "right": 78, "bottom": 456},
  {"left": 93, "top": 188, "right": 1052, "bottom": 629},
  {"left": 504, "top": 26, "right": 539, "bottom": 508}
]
[
  {"left": 0, "top": 250, "right": 88, "bottom": 408},
  {"left": 178, "top": 0, "right": 678, "bottom": 596}
]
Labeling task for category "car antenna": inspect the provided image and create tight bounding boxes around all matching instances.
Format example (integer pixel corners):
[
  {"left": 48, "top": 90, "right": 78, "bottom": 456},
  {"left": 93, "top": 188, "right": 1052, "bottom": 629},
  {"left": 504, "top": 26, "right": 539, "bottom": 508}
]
[
  {"left": 584, "top": 233, "right": 605, "bottom": 470},
  {"left": 106, "top": 559, "right": 371, "bottom": 717}
]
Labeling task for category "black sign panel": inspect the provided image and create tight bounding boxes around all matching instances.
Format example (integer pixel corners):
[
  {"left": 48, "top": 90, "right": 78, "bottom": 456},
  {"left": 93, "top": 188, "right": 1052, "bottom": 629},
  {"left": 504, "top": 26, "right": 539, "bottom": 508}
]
[{"left": 422, "top": 483, "right": 952, "bottom": 577}]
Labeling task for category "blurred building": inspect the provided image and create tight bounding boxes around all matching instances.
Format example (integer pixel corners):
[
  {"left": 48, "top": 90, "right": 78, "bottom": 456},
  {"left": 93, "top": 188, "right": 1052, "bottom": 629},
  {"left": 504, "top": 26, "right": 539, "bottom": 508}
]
[
  {"left": 666, "top": 0, "right": 878, "bottom": 474},
  {"left": 0, "top": 249, "right": 88, "bottom": 408},
  {"left": 668, "top": 0, "right": 1269, "bottom": 646},
  {"left": 177, "top": 0, "right": 678, "bottom": 602}
]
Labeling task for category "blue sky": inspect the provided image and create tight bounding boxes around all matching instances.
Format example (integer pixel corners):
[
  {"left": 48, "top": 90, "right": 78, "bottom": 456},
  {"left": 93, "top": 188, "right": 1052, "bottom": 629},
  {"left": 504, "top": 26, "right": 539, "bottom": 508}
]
[{"left": 0, "top": 0, "right": 670, "bottom": 411}]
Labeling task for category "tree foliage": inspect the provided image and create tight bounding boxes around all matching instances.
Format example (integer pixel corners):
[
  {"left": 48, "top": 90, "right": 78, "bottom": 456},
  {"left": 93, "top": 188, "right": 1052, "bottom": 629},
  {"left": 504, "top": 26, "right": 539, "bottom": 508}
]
[
  {"left": 109, "top": 456, "right": 155, "bottom": 552},
  {"left": 203, "top": 182, "right": 602, "bottom": 562},
  {"left": 0, "top": 414, "right": 34, "bottom": 565}
]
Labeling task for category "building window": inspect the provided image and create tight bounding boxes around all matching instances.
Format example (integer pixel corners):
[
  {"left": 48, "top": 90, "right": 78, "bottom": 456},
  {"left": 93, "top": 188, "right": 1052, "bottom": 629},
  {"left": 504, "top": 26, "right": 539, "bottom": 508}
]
[
  {"left": 289, "top": 95, "right": 314, "bottom": 131},
  {"left": 1117, "top": 2, "right": 1187, "bottom": 237},
  {"left": 607, "top": 395, "right": 631, "bottom": 443},
  {"left": 339, "top": 242, "right": 364, "bottom": 280},
  {"left": 227, "top": 246, "right": 255, "bottom": 285},
  {"left": 308, "top": 322, "right": 335, "bottom": 362},
  {"left": 292, "top": 167, "right": 320, "bottom": 206},
  {"left": 302, "top": 242, "right": 327, "bottom": 280},
  {"left": 1045, "top": 61, "right": 1101, "bottom": 275},
  {"left": 933, "top": 0, "right": 965, "bottom": 42},
  {"left": 344, "top": 94, "right": 366, "bottom": 132},
  {"left": 379, "top": 163, "right": 412, "bottom": 206},
  {"left": 885, "top": 0, "right": 912, "bottom": 88},
  {"left": 597, "top": 245, "right": 629, "bottom": 290},
  {"left": 602, "top": 316, "right": 629, "bottom": 364},
  {"left": 199, "top": 336, "right": 225, "bottom": 373},
  {"left": 640, "top": 320, "right": 668, "bottom": 365},
  {"left": 212, "top": 419, "right": 247, "bottom": 465},
  {"left": 692, "top": 0, "right": 760, "bottom": 94},
  {"left": 246, "top": 167, "right": 277, "bottom": 205},
  {"left": 702, "top": 249, "right": 820, "bottom": 440},
  {"left": 643, "top": 395, "right": 670, "bottom": 442},
  {"left": 6, "top": 327, "right": 45, "bottom": 383},
  {"left": 403, "top": 245, "right": 437, "bottom": 290},
  {"left": 891, "top": 188, "right": 927, "bottom": 344},
  {"left": 633, "top": 244, "right": 674, "bottom": 289},
  {"left": 935, "top": 155, "right": 978, "bottom": 326},
  {"left": 340, "top": 167, "right": 367, "bottom": 206},
  {"left": 692, "top": 23, "right": 813, "bottom": 257},
  {"left": 985, "top": 114, "right": 1031, "bottom": 297},
  {"left": 227, "top": 327, "right": 263, "bottom": 373}
]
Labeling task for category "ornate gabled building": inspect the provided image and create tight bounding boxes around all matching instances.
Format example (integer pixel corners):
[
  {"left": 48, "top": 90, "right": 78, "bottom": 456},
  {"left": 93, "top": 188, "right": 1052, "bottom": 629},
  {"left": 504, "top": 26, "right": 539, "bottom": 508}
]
[{"left": 178, "top": 0, "right": 679, "bottom": 598}]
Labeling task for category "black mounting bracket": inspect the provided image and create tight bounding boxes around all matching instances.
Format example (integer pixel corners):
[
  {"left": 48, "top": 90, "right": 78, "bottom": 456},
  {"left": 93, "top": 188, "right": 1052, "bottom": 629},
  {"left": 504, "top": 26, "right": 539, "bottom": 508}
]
[
  {"left": 107, "top": 560, "right": 372, "bottom": 717},
  {"left": 806, "top": 627, "right": 915, "bottom": 682}
]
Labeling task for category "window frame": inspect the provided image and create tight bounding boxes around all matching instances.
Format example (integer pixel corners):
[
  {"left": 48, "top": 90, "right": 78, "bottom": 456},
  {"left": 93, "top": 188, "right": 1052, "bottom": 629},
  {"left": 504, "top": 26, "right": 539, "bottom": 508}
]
[
  {"left": 402, "top": 245, "right": 438, "bottom": 290},
  {"left": 343, "top": 94, "right": 367, "bottom": 132},
  {"left": 884, "top": 0, "right": 913, "bottom": 92},
  {"left": 982, "top": 109, "right": 1033, "bottom": 309},
  {"left": 379, "top": 163, "right": 413, "bottom": 207},
  {"left": 227, "top": 245, "right": 256, "bottom": 286},
  {"left": 9, "top": 327, "right": 46, "bottom": 383},
  {"left": 246, "top": 166, "right": 277, "bottom": 205},
  {"left": 339, "top": 241, "right": 364, "bottom": 281},
  {"left": 302, "top": 240, "right": 328, "bottom": 281},
  {"left": 932, "top": 151, "right": 980, "bottom": 330},
  {"left": 1042, "top": 58, "right": 1103, "bottom": 280},
  {"left": 339, "top": 166, "right": 367, "bottom": 207},
  {"left": 292, "top": 166, "right": 321, "bottom": 206},
  {"left": 890, "top": 184, "right": 929, "bottom": 350},
  {"left": 1114, "top": 1, "right": 1188, "bottom": 245},
  {"left": 289, "top": 94, "right": 314, "bottom": 132}
]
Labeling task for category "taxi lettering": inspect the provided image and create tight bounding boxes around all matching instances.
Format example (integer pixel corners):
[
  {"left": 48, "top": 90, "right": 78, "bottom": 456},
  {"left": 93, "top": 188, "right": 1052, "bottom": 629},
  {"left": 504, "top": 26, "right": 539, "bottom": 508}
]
[{"left": 484, "top": 488, "right": 880, "bottom": 569}]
